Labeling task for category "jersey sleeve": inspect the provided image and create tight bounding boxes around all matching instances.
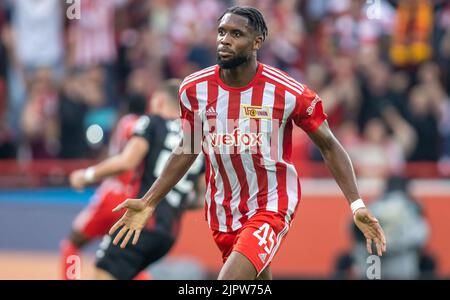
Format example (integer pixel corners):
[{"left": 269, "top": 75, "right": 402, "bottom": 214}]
[
  {"left": 132, "top": 115, "right": 154, "bottom": 143},
  {"left": 291, "top": 85, "right": 327, "bottom": 132}
]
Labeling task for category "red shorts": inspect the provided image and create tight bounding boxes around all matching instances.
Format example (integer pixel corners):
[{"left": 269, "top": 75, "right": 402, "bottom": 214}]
[
  {"left": 212, "top": 211, "right": 290, "bottom": 276},
  {"left": 73, "top": 190, "right": 127, "bottom": 239}
]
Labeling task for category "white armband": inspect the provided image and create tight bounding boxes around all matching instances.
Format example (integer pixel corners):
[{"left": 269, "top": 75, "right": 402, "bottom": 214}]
[
  {"left": 350, "top": 199, "right": 366, "bottom": 214},
  {"left": 83, "top": 167, "right": 96, "bottom": 184}
]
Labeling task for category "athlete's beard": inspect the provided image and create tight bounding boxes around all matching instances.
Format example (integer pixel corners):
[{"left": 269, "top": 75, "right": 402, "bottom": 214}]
[{"left": 217, "top": 53, "right": 250, "bottom": 69}]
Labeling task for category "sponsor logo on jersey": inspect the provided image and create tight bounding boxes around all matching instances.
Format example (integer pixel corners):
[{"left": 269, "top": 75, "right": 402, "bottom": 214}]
[
  {"left": 210, "top": 128, "right": 263, "bottom": 147},
  {"left": 306, "top": 95, "right": 321, "bottom": 116}
]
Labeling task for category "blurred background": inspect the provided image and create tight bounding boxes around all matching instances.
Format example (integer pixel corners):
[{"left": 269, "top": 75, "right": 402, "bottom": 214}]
[{"left": 0, "top": 0, "right": 449, "bottom": 279}]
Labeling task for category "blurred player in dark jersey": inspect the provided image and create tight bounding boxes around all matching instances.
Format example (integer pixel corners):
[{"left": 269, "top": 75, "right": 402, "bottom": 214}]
[
  {"left": 68, "top": 79, "right": 205, "bottom": 280},
  {"left": 61, "top": 93, "right": 148, "bottom": 280}
]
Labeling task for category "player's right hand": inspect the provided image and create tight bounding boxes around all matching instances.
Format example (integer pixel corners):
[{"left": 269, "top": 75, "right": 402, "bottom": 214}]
[
  {"left": 109, "top": 199, "right": 155, "bottom": 248},
  {"left": 70, "top": 169, "right": 86, "bottom": 191}
]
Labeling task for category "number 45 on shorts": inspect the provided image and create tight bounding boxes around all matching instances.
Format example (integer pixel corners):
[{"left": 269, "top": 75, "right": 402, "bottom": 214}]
[{"left": 253, "top": 223, "right": 276, "bottom": 256}]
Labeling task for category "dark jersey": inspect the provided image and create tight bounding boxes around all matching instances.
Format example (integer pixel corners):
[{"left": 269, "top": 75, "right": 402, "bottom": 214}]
[{"left": 132, "top": 114, "right": 204, "bottom": 236}]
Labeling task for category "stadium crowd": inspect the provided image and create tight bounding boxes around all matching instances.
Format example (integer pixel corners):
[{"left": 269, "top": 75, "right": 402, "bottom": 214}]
[{"left": 0, "top": 0, "right": 449, "bottom": 178}]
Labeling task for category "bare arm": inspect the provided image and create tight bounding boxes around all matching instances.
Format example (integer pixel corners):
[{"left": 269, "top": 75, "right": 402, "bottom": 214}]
[
  {"left": 308, "top": 120, "right": 387, "bottom": 256},
  {"left": 307, "top": 120, "right": 360, "bottom": 205},
  {"left": 69, "top": 136, "right": 148, "bottom": 190}
]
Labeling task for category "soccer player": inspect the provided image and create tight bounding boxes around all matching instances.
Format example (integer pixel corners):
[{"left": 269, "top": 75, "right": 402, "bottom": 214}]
[
  {"left": 92, "top": 79, "right": 205, "bottom": 280},
  {"left": 61, "top": 93, "right": 148, "bottom": 280},
  {"left": 63, "top": 79, "right": 204, "bottom": 280},
  {"left": 109, "top": 6, "right": 387, "bottom": 280}
]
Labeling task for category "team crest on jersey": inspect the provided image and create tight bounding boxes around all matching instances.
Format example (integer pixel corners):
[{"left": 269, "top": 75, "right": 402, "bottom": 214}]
[{"left": 241, "top": 105, "right": 271, "bottom": 119}]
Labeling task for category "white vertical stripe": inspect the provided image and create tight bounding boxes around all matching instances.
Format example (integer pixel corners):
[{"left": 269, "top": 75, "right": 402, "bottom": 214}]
[
  {"left": 204, "top": 162, "right": 212, "bottom": 228},
  {"left": 222, "top": 162, "right": 243, "bottom": 231},
  {"left": 196, "top": 81, "right": 208, "bottom": 112},
  {"left": 282, "top": 91, "right": 300, "bottom": 217},
  {"left": 217, "top": 87, "right": 243, "bottom": 231},
  {"left": 239, "top": 88, "right": 260, "bottom": 216},
  {"left": 260, "top": 83, "right": 278, "bottom": 212},
  {"left": 180, "top": 90, "right": 192, "bottom": 111},
  {"left": 195, "top": 81, "right": 210, "bottom": 226},
  {"left": 208, "top": 153, "right": 228, "bottom": 231}
]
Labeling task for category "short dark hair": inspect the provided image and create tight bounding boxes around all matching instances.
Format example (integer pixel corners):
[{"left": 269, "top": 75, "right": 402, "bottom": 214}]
[
  {"left": 219, "top": 6, "right": 268, "bottom": 41},
  {"left": 127, "top": 93, "right": 147, "bottom": 115}
]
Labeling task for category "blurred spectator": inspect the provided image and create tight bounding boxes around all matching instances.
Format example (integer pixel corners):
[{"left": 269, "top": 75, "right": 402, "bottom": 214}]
[
  {"left": 3, "top": 0, "right": 64, "bottom": 138},
  {"left": 389, "top": 0, "right": 434, "bottom": 67},
  {"left": 335, "top": 176, "right": 435, "bottom": 279},
  {"left": 358, "top": 61, "right": 392, "bottom": 129},
  {"left": 0, "top": 3, "right": 16, "bottom": 159},
  {"left": 20, "top": 68, "right": 59, "bottom": 159},
  {"left": 345, "top": 107, "right": 416, "bottom": 178},
  {"left": 354, "top": 177, "right": 433, "bottom": 279},
  {"left": 67, "top": 0, "right": 127, "bottom": 107},
  {"left": 58, "top": 69, "right": 104, "bottom": 159},
  {"left": 0, "top": 0, "right": 447, "bottom": 173},
  {"left": 406, "top": 86, "right": 442, "bottom": 161},
  {"left": 319, "top": 0, "right": 394, "bottom": 61},
  {"left": 436, "top": 2, "right": 450, "bottom": 94}
]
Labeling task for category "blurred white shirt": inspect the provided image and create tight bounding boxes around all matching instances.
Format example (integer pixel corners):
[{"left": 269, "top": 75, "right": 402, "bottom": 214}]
[{"left": 12, "top": 0, "right": 63, "bottom": 67}]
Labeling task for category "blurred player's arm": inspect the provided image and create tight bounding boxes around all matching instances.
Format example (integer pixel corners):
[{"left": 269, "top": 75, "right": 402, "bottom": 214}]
[
  {"left": 307, "top": 120, "right": 387, "bottom": 256},
  {"left": 69, "top": 136, "right": 149, "bottom": 191}
]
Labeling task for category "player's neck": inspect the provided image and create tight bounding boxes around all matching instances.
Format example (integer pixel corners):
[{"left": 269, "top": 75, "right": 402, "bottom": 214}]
[
  {"left": 219, "top": 59, "right": 259, "bottom": 88},
  {"left": 159, "top": 107, "right": 178, "bottom": 120}
]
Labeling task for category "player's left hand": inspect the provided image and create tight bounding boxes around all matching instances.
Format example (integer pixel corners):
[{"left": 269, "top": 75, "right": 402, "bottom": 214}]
[
  {"left": 354, "top": 208, "right": 387, "bottom": 256},
  {"left": 109, "top": 198, "right": 155, "bottom": 248}
]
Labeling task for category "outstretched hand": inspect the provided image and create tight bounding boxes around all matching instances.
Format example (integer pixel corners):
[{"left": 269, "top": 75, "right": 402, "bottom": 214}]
[
  {"left": 69, "top": 169, "right": 87, "bottom": 191},
  {"left": 109, "top": 199, "right": 154, "bottom": 248},
  {"left": 354, "top": 208, "right": 387, "bottom": 256}
]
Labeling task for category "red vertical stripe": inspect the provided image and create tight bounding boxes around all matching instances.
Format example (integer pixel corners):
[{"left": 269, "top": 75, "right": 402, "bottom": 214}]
[
  {"left": 283, "top": 114, "right": 299, "bottom": 218},
  {"left": 272, "top": 87, "right": 288, "bottom": 215},
  {"left": 215, "top": 154, "right": 233, "bottom": 231},
  {"left": 250, "top": 82, "right": 269, "bottom": 210},
  {"left": 227, "top": 90, "right": 250, "bottom": 226}
]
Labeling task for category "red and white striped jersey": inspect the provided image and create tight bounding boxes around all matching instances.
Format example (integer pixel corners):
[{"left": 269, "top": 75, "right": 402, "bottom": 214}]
[
  {"left": 96, "top": 114, "right": 142, "bottom": 198},
  {"left": 179, "top": 63, "right": 327, "bottom": 232}
]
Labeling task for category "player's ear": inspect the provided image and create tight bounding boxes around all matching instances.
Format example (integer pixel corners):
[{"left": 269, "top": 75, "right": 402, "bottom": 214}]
[{"left": 253, "top": 35, "right": 263, "bottom": 51}]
